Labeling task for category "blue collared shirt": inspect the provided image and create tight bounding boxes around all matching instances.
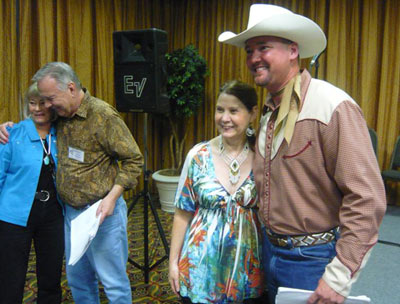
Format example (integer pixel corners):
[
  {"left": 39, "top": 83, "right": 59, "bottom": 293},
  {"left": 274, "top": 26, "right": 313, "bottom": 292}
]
[{"left": 0, "top": 118, "right": 58, "bottom": 226}]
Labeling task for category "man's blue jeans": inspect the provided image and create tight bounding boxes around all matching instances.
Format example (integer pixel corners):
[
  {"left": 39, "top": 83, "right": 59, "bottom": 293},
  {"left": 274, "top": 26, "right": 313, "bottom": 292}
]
[
  {"left": 262, "top": 227, "right": 337, "bottom": 303},
  {"left": 64, "top": 196, "right": 132, "bottom": 304}
]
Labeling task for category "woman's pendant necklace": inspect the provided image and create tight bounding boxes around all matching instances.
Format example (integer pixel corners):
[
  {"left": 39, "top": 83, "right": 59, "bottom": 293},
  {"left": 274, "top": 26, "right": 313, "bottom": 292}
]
[
  {"left": 219, "top": 135, "right": 249, "bottom": 185},
  {"left": 40, "top": 134, "right": 51, "bottom": 165},
  {"left": 228, "top": 158, "right": 241, "bottom": 184}
]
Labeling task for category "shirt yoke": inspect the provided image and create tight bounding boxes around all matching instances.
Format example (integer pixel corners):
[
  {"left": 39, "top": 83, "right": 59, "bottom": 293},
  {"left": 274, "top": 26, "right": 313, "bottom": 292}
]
[{"left": 299, "top": 79, "right": 357, "bottom": 125}]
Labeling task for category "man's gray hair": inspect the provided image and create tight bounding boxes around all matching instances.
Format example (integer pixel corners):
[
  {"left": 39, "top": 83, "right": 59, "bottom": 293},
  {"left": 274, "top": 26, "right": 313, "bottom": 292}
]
[{"left": 32, "top": 62, "right": 82, "bottom": 91}]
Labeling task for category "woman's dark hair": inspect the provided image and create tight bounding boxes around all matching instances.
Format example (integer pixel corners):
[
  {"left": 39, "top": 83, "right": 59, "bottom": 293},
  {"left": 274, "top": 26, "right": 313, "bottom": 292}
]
[{"left": 219, "top": 80, "right": 258, "bottom": 149}]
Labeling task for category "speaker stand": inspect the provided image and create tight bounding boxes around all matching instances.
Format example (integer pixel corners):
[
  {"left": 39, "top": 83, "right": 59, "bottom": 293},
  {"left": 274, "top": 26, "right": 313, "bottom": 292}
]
[{"left": 127, "top": 113, "right": 170, "bottom": 284}]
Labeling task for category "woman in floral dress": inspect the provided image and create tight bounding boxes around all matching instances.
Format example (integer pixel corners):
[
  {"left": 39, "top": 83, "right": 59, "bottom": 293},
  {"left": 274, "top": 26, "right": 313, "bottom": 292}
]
[{"left": 169, "top": 80, "right": 264, "bottom": 303}]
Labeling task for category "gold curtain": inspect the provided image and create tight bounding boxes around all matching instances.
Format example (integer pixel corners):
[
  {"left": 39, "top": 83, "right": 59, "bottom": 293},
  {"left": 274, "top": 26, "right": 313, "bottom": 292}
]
[
  {"left": 1, "top": 0, "right": 19, "bottom": 123},
  {"left": 1, "top": 0, "right": 399, "bottom": 201}
]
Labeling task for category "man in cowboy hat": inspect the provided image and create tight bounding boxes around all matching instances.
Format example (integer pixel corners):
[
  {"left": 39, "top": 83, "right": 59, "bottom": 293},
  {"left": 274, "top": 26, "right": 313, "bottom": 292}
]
[{"left": 219, "top": 4, "right": 386, "bottom": 304}]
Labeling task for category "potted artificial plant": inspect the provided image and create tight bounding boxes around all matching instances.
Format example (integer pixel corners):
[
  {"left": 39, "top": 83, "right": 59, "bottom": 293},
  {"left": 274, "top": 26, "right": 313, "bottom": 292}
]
[{"left": 152, "top": 44, "right": 208, "bottom": 212}]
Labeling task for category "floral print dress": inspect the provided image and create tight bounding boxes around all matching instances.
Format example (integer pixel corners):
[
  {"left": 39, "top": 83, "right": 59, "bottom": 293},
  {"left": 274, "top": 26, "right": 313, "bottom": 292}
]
[{"left": 175, "top": 142, "right": 263, "bottom": 303}]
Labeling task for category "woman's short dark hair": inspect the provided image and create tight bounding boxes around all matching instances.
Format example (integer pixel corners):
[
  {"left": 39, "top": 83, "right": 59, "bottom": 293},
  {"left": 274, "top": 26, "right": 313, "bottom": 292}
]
[
  {"left": 219, "top": 80, "right": 258, "bottom": 149},
  {"left": 219, "top": 80, "right": 258, "bottom": 112}
]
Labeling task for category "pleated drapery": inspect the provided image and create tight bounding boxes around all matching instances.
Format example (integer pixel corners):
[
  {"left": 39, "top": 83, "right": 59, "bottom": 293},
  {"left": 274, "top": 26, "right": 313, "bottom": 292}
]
[{"left": 1, "top": 0, "right": 399, "bottom": 199}]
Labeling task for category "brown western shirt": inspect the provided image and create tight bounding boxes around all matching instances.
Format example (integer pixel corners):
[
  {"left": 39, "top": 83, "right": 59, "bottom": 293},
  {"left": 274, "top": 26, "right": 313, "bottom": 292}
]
[
  {"left": 56, "top": 89, "right": 143, "bottom": 207},
  {"left": 253, "top": 69, "right": 386, "bottom": 295}
]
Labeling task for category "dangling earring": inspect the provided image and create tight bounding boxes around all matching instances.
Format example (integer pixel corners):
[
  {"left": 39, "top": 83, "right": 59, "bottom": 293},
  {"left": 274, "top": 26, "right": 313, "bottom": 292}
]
[{"left": 246, "top": 125, "right": 255, "bottom": 137}]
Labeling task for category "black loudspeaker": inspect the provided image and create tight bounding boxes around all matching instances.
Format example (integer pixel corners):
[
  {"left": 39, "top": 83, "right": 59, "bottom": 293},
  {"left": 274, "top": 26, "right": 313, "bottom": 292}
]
[{"left": 113, "top": 28, "right": 169, "bottom": 113}]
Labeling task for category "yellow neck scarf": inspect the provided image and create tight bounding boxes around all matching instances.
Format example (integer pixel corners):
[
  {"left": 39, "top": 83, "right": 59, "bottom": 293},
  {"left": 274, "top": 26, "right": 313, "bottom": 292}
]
[{"left": 273, "top": 73, "right": 301, "bottom": 145}]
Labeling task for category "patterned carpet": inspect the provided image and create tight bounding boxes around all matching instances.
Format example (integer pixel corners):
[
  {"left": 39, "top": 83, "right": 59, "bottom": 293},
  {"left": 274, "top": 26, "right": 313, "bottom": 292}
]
[{"left": 23, "top": 195, "right": 181, "bottom": 303}]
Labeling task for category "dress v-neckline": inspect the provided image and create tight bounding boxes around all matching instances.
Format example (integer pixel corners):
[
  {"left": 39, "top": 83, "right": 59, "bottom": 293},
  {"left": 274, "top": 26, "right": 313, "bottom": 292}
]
[{"left": 208, "top": 142, "right": 252, "bottom": 196}]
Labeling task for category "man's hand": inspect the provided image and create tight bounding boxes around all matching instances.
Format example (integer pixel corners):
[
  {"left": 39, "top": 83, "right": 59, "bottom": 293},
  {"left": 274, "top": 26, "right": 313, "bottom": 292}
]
[
  {"left": 307, "top": 278, "right": 345, "bottom": 304},
  {"left": 0, "top": 122, "right": 14, "bottom": 144},
  {"left": 96, "top": 194, "right": 117, "bottom": 225},
  {"left": 95, "top": 185, "right": 123, "bottom": 225}
]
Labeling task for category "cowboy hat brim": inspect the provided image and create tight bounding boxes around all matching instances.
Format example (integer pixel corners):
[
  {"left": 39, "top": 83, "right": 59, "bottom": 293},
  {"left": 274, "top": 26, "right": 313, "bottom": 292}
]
[{"left": 218, "top": 13, "right": 326, "bottom": 59}]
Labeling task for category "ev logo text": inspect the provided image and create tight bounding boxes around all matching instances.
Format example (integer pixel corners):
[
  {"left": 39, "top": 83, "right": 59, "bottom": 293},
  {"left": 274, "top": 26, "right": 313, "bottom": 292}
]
[{"left": 124, "top": 76, "right": 147, "bottom": 98}]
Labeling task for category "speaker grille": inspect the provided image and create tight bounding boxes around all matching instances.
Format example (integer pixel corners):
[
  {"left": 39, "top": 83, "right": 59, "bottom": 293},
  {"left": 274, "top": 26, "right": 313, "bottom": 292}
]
[{"left": 113, "top": 28, "right": 169, "bottom": 114}]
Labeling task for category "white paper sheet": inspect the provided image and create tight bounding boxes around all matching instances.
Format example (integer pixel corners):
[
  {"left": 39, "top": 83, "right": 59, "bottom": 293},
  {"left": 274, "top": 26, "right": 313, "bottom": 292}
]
[
  {"left": 68, "top": 200, "right": 102, "bottom": 266},
  {"left": 276, "top": 287, "right": 371, "bottom": 304}
]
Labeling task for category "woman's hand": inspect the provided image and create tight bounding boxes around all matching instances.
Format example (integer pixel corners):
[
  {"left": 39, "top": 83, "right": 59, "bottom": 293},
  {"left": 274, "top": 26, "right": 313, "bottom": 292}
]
[
  {"left": 168, "top": 208, "right": 194, "bottom": 297},
  {"left": 169, "top": 260, "right": 181, "bottom": 296}
]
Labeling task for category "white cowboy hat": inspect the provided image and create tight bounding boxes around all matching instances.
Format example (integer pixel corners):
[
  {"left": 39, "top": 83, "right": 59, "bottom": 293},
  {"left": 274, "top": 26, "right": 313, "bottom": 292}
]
[{"left": 218, "top": 4, "right": 326, "bottom": 59}]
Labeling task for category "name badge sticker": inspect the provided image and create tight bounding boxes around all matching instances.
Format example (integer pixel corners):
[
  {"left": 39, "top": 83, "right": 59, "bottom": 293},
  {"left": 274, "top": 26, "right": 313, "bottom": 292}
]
[{"left": 68, "top": 147, "right": 85, "bottom": 162}]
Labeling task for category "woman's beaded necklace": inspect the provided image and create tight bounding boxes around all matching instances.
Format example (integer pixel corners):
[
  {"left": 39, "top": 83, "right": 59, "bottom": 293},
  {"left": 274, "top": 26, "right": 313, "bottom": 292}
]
[
  {"left": 219, "top": 135, "right": 249, "bottom": 185},
  {"left": 40, "top": 134, "right": 51, "bottom": 165}
]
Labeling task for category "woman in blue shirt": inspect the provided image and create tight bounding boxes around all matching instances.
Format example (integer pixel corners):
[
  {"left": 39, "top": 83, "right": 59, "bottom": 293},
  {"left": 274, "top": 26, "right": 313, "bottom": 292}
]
[{"left": 0, "top": 82, "right": 64, "bottom": 303}]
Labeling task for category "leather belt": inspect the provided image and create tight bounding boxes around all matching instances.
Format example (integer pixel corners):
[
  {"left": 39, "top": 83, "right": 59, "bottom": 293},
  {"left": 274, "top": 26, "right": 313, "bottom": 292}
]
[
  {"left": 35, "top": 190, "right": 50, "bottom": 202},
  {"left": 70, "top": 203, "right": 92, "bottom": 210},
  {"left": 70, "top": 199, "right": 100, "bottom": 210},
  {"left": 266, "top": 227, "right": 338, "bottom": 248}
]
